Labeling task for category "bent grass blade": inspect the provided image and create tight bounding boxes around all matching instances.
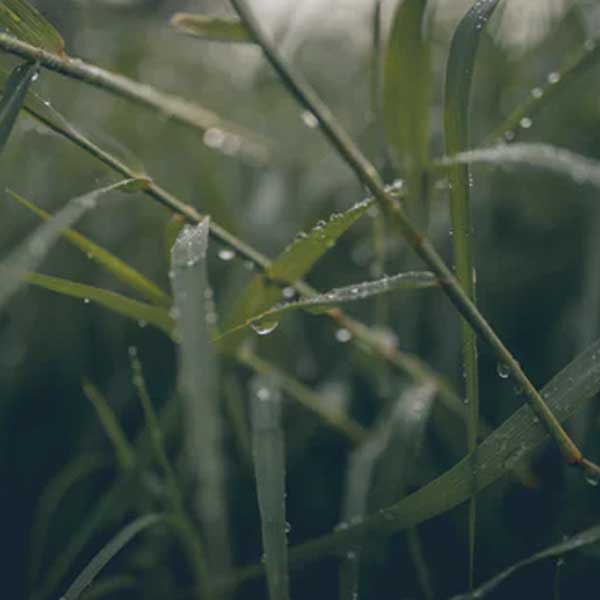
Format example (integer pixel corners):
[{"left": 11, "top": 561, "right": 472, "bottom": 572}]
[{"left": 171, "top": 13, "right": 253, "bottom": 43}]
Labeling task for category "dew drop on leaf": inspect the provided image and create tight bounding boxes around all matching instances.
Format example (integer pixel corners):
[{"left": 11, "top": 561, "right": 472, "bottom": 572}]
[
  {"left": 497, "top": 362, "right": 511, "bottom": 379},
  {"left": 251, "top": 320, "right": 279, "bottom": 336}
]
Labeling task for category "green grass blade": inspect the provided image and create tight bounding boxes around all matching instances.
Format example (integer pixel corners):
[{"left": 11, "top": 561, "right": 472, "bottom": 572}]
[
  {"left": 0, "top": 61, "right": 37, "bottom": 154},
  {"left": 171, "top": 218, "right": 231, "bottom": 586},
  {"left": 383, "top": 0, "right": 431, "bottom": 227},
  {"left": 82, "top": 380, "right": 135, "bottom": 472},
  {"left": 24, "top": 273, "right": 174, "bottom": 337},
  {"left": 77, "top": 575, "right": 136, "bottom": 600},
  {"left": 250, "top": 376, "right": 290, "bottom": 600},
  {"left": 452, "top": 524, "right": 600, "bottom": 599},
  {"left": 438, "top": 142, "right": 600, "bottom": 189},
  {"left": 220, "top": 271, "right": 436, "bottom": 339},
  {"left": 0, "top": 0, "right": 64, "bottom": 54},
  {"left": 444, "top": 0, "right": 500, "bottom": 584},
  {"left": 28, "top": 455, "right": 108, "bottom": 592},
  {"left": 59, "top": 514, "right": 163, "bottom": 600},
  {"left": 171, "top": 13, "right": 253, "bottom": 43},
  {"left": 6, "top": 189, "right": 170, "bottom": 306},
  {"left": 0, "top": 180, "right": 135, "bottom": 312},
  {"left": 223, "top": 198, "right": 375, "bottom": 344}
]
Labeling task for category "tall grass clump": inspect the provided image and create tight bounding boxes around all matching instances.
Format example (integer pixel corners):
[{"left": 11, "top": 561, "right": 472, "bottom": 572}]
[{"left": 3, "top": 1, "right": 600, "bottom": 599}]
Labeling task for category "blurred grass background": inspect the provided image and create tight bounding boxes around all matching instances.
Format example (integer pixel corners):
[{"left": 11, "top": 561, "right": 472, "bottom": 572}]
[{"left": 3, "top": 0, "right": 600, "bottom": 598}]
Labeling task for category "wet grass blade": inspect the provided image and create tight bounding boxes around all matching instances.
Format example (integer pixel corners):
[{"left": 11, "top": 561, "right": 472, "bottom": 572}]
[
  {"left": 82, "top": 380, "right": 135, "bottom": 472},
  {"left": 59, "top": 514, "right": 163, "bottom": 600},
  {"left": 226, "top": 335, "right": 600, "bottom": 588},
  {"left": 438, "top": 142, "right": 600, "bottom": 189},
  {"left": 0, "top": 180, "right": 135, "bottom": 312},
  {"left": 171, "top": 13, "right": 253, "bottom": 43},
  {"left": 0, "top": 61, "right": 37, "bottom": 155},
  {"left": 7, "top": 189, "right": 170, "bottom": 306},
  {"left": 171, "top": 218, "right": 231, "bottom": 587},
  {"left": 220, "top": 271, "right": 436, "bottom": 339},
  {"left": 452, "top": 524, "right": 600, "bottom": 599},
  {"left": 24, "top": 273, "right": 174, "bottom": 337},
  {"left": 250, "top": 376, "right": 290, "bottom": 600},
  {"left": 383, "top": 0, "right": 431, "bottom": 227},
  {"left": 444, "top": 0, "right": 500, "bottom": 584},
  {"left": 0, "top": 0, "right": 64, "bottom": 54}
]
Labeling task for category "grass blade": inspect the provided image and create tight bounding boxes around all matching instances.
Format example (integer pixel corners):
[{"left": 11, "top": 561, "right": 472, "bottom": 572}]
[
  {"left": 0, "top": 0, "right": 64, "bottom": 54},
  {"left": 171, "top": 218, "right": 231, "bottom": 586},
  {"left": 221, "top": 271, "right": 436, "bottom": 339},
  {"left": 444, "top": 0, "right": 500, "bottom": 584},
  {"left": 383, "top": 0, "right": 431, "bottom": 227},
  {"left": 0, "top": 61, "right": 37, "bottom": 154},
  {"left": 171, "top": 13, "right": 253, "bottom": 43},
  {"left": 6, "top": 189, "right": 169, "bottom": 306},
  {"left": 59, "top": 514, "right": 163, "bottom": 600},
  {"left": 0, "top": 180, "right": 135, "bottom": 312},
  {"left": 24, "top": 272, "right": 173, "bottom": 336},
  {"left": 82, "top": 380, "right": 135, "bottom": 472},
  {"left": 452, "top": 524, "right": 600, "bottom": 599},
  {"left": 250, "top": 376, "right": 290, "bottom": 600}
]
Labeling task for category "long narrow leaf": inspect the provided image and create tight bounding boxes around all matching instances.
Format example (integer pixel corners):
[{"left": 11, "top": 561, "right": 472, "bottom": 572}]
[
  {"left": 171, "top": 13, "right": 253, "bottom": 43},
  {"left": 7, "top": 190, "right": 170, "bottom": 306},
  {"left": 59, "top": 514, "right": 163, "bottom": 600}
]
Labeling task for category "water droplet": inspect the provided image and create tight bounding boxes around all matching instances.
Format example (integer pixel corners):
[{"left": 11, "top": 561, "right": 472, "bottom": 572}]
[
  {"left": 547, "top": 72, "right": 561, "bottom": 84},
  {"left": 531, "top": 87, "right": 543, "bottom": 99},
  {"left": 128, "top": 346, "right": 138, "bottom": 358},
  {"left": 86, "top": 252, "right": 94, "bottom": 260},
  {"left": 203, "top": 127, "right": 226, "bottom": 149},
  {"left": 256, "top": 386, "right": 271, "bottom": 401},
  {"left": 31, "top": 71, "right": 39, "bottom": 82},
  {"left": 83, "top": 298, "right": 91, "bottom": 304},
  {"left": 301, "top": 110, "right": 319, "bottom": 129},
  {"left": 497, "top": 363, "right": 511, "bottom": 379},
  {"left": 137, "top": 319, "right": 147, "bottom": 328},
  {"left": 335, "top": 328, "right": 352, "bottom": 343},
  {"left": 519, "top": 117, "right": 533, "bottom": 129},
  {"left": 218, "top": 248, "right": 236, "bottom": 262},
  {"left": 285, "top": 521, "right": 292, "bottom": 534},
  {"left": 504, "top": 129, "right": 516, "bottom": 141},
  {"left": 584, "top": 465, "right": 600, "bottom": 487},
  {"left": 282, "top": 286, "right": 296, "bottom": 300},
  {"left": 251, "top": 320, "right": 279, "bottom": 336}
]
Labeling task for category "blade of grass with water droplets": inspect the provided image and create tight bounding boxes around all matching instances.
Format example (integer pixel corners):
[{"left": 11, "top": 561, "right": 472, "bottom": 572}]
[
  {"left": 0, "top": 0, "right": 64, "bottom": 54},
  {"left": 82, "top": 380, "right": 134, "bottom": 472},
  {"left": 221, "top": 271, "right": 436, "bottom": 339},
  {"left": 444, "top": 0, "right": 500, "bottom": 584},
  {"left": 451, "top": 523, "right": 600, "bottom": 599},
  {"left": 171, "top": 218, "right": 231, "bottom": 587},
  {"left": 171, "top": 13, "right": 253, "bottom": 43},
  {"left": 0, "top": 61, "right": 37, "bottom": 155},
  {"left": 250, "top": 376, "right": 290, "bottom": 600},
  {"left": 24, "top": 273, "right": 174, "bottom": 336},
  {"left": 383, "top": 0, "right": 431, "bottom": 228},
  {"left": 6, "top": 189, "right": 169, "bottom": 306},
  {"left": 59, "top": 514, "right": 163, "bottom": 600},
  {"left": 0, "top": 180, "right": 134, "bottom": 312}
]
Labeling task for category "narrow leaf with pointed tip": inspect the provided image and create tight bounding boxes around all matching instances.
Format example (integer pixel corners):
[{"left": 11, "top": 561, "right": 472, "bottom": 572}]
[{"left": 171, "top": 13, "right": 253, "bottom": 43}]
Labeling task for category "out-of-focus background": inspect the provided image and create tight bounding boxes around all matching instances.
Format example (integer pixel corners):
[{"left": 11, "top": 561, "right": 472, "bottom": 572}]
[{"left": 3, "top": 0, "right": 600, "bottom": 598}]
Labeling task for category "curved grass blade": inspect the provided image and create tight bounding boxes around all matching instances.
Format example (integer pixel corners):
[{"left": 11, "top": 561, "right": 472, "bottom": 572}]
[
  {"left": 24, "top": 273, "right": 174, "bottom": 337},
  {"left": 223, "top": 198, "right": 375, "bottom": 344},
  {"left": 171, "top": 13, "right": 253, "bottom": 43},
  {"left": 0, "top": 0, "right": 63, "bottom": 54},
  {"left": 226, "top": 335, "right": 600, "bottom": 589},
  {"left": 383, "top": 0, "right": 431, "bottom": 227},
  {"left": 82, "top": 380, "right": 134, "bottom": 472},
  {"left": 28, "top": 455, "right": 108, "bottom": 591},
  {"left": 0, "top": 61, "right": 37, "bottom": 155},
  {"left": 76, "top": 575, "right": 136, "bottom": 600},
  {"left": 444, "top": 0, "right": 500, "bottom": 584},
  {"left": 487, "top": 35, "right": 600, "bottom": 143},
  {"left": 6, "top": 190, "right": 170, "bottom": 306},
  {"left": 59, "top": 514, "right": 163, "bottom": 600},
  {"left": 438, "top": 143, "right": 600, "bottom": 190},
  {"left": 221, "top": 271, "right": 436, "bottom": 339},
  {"left": 0, "top": 180, "right": 136, "bottom": 312},
  {"left": 250, "top": 376, "right": 290, "bottom": 600},
  {"left": 452, "top": 524, "right": 600, "bottom": 599},
  {"left": 171, "top": 218, "right": 231, "bottom": 586}
]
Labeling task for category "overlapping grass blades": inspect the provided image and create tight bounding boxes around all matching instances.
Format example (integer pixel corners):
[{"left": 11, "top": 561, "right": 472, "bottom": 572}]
[
  {"left": 452, "top": 523, "right": 600, "bottom": 599},
  {"left": 383, "top": 0, "right": 431, "bottom": 227},
  {"left": 250, "top": 376, "right": 290, "bottom": 600},
  {"left": 59, "top": 514, "right": 163, "bottom": 600},
  {"left": 0, "top": 0, "right": 64, "bottom": 54},
  {"left": 444, "top": 0, "right": 500, "bottom": 583},
  {"left": 171, "top": 13, "right": 253, "bottom": 43},
  {"left": 171, "top": 218, "right": 231, "bottom": 584}
]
